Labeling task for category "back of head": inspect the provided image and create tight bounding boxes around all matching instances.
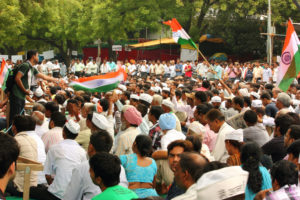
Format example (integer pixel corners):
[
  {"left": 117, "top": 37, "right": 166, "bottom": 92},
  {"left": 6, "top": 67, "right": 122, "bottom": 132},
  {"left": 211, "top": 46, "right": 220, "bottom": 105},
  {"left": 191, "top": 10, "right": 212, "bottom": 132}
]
[
  {"left": 51, "top": 112, "right": 67, "bottom": 127},
  {"left": 137, "top": 103, "right": 148, "bottom": 117},
  {"left": 286, "top": 139, "right": 300, "bottom": 160},
  {"left": 152, "top": 94, "right": 163, "bottom": 106},
  {"left": 289, "top": 125, "right": 300, "bottom": 140},
  {"left": 89, "top": 152, "right": 121, "bottom": 187},
  {"left": 270, "top": 160, "right": 298, "bottom": 188},
  {"left": 33, "top": 102, "right": 46, "bottom": 113},
  {"left": 196, "top": 104, "right": 210, "bottom": 115},
  {"left": 261, "top": 92, "right": 271, "bottom": 100},
  {"left": 0, "top": 133, "right": 20, "bottom": 178},
  {"left": 13, "top": 115, "right": 36, "bottom": 133},
  {"left": 186, "top": 135, "right": 202, "bottom": 153},
  {"left": 135, "top": 135, "right": 153, "bottom": 157},
  {"left": 179, "top": 152, "right": 207, "bottom": 182},
  {"left": 277, "top": 93, "right": 291, "bottom": 107},
  {"left": 195, "top": 91, "right": 207, "bottom": 103},
  {"left": 167, "top": 140, "right": 193, "bottom": 155},
  {"left": 90, "top": 130, "right": 113, "bottom": 153},
  {"left": 149, "top": 106, "right": 163, "bottom": 120},
  {"left": 31, "top": 111, "right": 45, "bottom": 126},
  {"left": 45, "top": 102, "right": 59, "bottom": 113},
  {"left": 202, "top": 161, "right": 228, "bottom": 174},
  {"left": 240, "top": 142, "right": 262, "bottom": 193},
  {"left": 100, "top": 98, "right": 109, "bottom": 112},
  {"left": 233, "top": 96, "right": 244, "bottom": 108},
  {"left": 275, "top": 114, "right": 294, "bottom": 136},
  {"left": 27, "top": 50, "right": 37, "bottom": 60},
  {"left": 243, "top": 110, "right": 258, "bottom": 124},
  {"left": 205, "top": 109, "right": 225, "bottom": 122}
]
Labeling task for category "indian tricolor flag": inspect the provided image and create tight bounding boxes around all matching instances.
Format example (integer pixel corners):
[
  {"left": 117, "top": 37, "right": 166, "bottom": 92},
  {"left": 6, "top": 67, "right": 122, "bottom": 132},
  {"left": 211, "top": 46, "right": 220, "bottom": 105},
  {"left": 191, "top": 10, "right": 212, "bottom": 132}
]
[
  {"left": 70, "top": 68, "right": 127, "bottom": 93},
  {"left": 0, "top": 58, "right": 8, "bottom": 87},
  {"left": 163, "top": 18, "right": 198, "bottom": 50},
  {"left": 277, "top": 19, "right": 300, "bottom": 92}
]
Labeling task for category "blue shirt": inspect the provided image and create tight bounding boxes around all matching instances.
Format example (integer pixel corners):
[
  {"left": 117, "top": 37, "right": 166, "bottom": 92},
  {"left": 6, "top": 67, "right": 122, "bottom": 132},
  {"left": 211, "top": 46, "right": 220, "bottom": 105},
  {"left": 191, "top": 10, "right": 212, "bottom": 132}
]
[
  {"left": 245, "top": 166, "right": 272, "bottom": 200},
  {"left": 175, "top": 64, "right": 183, "bottom": 76},
  {"left": 214, "top": 65, "right": 223, "bottom": 79}
]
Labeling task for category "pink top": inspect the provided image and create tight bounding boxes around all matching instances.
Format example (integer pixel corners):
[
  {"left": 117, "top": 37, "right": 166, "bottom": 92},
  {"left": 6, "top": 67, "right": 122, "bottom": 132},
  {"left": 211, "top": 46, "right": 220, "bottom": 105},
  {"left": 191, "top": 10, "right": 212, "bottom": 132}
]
[
  {"left": 185, "top": 65, "right": 192, "bottom": 77},
  {"left": 203, "top": 124, "right": 217, "bottom": 152}
]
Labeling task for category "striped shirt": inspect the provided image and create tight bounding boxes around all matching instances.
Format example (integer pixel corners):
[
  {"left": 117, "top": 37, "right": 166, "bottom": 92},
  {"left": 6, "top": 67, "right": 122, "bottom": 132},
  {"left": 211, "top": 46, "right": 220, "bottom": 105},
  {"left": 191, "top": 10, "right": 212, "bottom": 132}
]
[{"left": 42, "top": 127, "right": 63, "bottom": 153}]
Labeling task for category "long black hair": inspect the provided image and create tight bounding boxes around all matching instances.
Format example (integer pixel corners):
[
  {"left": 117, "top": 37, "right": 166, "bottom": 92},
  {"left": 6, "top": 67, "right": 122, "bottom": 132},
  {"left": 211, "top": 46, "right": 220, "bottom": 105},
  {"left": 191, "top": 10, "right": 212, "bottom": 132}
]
[
  {"left": 240, "top": 142, "right": 262, "bottom": 193},
  {"left": 135, "top": 135, "right": 153, "bottom": 157}
]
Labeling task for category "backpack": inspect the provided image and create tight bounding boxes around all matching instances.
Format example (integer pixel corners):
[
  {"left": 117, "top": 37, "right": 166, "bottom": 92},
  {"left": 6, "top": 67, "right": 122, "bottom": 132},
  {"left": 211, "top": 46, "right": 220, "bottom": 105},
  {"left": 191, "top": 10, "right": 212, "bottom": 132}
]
[{"left": 4, "top": 63, "right": 24, "bottom": 94}]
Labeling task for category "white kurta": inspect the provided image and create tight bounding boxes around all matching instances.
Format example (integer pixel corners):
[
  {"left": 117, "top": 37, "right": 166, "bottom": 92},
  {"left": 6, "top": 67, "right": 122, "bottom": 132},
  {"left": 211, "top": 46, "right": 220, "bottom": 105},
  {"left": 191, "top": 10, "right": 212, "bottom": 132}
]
[
  {"left": 44, "top": 139, "right": 87, "bottom": 199},
  {"left": 211, "top": 122, "right": 234, "bottom": 163}
]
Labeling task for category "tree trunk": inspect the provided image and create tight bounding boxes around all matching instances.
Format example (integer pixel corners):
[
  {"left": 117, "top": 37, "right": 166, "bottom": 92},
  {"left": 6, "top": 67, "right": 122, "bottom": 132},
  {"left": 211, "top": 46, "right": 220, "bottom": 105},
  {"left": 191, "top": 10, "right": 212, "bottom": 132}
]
[
  {"left": 107, "top": 38, "right": 115, "bottom": 60},
  {"left": 197, "top": 0, "right": 211, "bottom": 34}
]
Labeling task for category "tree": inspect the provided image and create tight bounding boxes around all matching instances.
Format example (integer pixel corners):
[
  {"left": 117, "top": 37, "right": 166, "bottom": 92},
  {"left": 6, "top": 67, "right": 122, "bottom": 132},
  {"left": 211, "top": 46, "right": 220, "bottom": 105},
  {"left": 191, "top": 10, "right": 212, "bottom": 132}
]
[{"left": 91, "top": 0, "right": 161, "bottom": 59}]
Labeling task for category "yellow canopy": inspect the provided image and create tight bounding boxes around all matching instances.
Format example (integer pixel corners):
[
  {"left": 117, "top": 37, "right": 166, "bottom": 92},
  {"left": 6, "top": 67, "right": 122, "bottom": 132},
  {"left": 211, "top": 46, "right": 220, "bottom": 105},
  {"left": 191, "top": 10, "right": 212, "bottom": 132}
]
[{"left": 129, "top": 38, "right": 176, "bottom": 48}]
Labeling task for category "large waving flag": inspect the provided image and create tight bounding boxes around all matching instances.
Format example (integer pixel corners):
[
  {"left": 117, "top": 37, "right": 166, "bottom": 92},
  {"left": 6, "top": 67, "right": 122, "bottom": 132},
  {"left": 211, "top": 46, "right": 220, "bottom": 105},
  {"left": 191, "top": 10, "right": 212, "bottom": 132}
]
[
  {"left": 277, "top": 19, "right": 300, "bottom": 91},
  {"left": 70, "top": 68, "right": 127, "bottom": 93},
  {"left": 0, "top": 58, "right": 9, "bottom": 87},
  {"left": 163, "top": 18, "right": 198, "bottom": 50}
]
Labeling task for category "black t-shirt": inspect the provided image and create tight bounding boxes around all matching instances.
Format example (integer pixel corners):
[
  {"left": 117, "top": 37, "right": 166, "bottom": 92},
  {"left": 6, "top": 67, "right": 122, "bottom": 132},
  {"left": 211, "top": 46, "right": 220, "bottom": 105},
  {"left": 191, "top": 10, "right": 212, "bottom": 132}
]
[
  {"left": 265, "top": 103, "right": 278, "bottom": 118},
  {"left": 262, "top": 136, "right": 286, "bottom": 163}
]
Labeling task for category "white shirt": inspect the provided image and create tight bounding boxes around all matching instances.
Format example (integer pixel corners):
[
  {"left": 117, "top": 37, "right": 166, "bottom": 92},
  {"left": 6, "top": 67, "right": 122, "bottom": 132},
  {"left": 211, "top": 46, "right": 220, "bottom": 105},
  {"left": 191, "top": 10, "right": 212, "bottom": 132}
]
[
  {"left": 140, "top": 64, "right": 148, "bottom": 72},
  {"left": 128, "top": 64, "right": 137, "bottom": 75},
  {"left": 35, "top": 119, "right": 49, "bottom": 138},
  {"left": 138, "top": 117, "right": 150, "bottom": 135},
  {"left": 164, "top": 65, "right": 170, "bottom": 74},
  {"left": 173, "top": 183, "right": 197, "bottom": 200},
  {"left": 63, "top": 160, "right": 128, "bottom": 200},
  {"left": 263, "top": 68, "right": 272, "bottom": 83},
  {"left": 170, "top": 65, "right": 176, "bottom": 77},
  {"left": 44, "top": 139, "right": 87, "bottom": 199},
  {"left": 26, "top": 131, "right": 47, "bottom": 184},
  {"left": 100, "top": 63, "right": 109, "bottom": 73},
  {"left": 42, "top": 127, "right": 64, "bottom": 153},
  {"left": 161, "top": 129, "right": 186, "bottom": 150},
  {"left": 211, "top": 122, "right": 234, "bottom": 163}
]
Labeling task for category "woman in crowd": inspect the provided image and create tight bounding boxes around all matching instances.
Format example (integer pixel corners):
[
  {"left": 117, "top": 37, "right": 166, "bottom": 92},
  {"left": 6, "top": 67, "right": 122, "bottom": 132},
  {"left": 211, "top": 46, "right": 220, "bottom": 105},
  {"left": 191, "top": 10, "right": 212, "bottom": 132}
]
[
  {"left": 120, "top": 135, "right": 158, "bottom": 198},
  {"left": 241, "top": 142, "right": 272, "bottom": 200}
]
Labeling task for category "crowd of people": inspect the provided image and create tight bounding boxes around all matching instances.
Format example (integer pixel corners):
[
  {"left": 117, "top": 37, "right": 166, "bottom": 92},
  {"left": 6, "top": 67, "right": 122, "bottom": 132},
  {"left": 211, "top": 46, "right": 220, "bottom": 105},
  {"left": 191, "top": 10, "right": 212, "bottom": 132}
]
[{"left": 0, "top": 50, "right": 300, "bottom": 200}]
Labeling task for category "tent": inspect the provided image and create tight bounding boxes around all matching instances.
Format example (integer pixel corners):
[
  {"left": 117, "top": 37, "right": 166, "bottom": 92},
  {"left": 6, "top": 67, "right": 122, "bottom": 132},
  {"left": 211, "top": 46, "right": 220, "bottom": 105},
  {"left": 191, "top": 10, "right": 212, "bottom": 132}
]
[
  {"left": 199, "top": 34, "right": 224, "bottom": 43},
  {"left": 129, "top": 38, "right": 176, "bottom": 48},
  {"left": 210, "top": 53, "right": 228, "bottom": 61}
]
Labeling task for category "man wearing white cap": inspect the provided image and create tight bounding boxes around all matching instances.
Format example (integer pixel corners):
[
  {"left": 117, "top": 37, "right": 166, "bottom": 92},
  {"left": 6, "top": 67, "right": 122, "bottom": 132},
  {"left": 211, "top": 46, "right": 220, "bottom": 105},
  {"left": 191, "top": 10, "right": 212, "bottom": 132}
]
[
  {"left": 33, "top": 87, "right": 47, "bottom": 103},
  {"left": 162, "top": 87, "right": 171, "bottom": 100},
  {"left": 197, "top": 166, "right": 249, "bottom": 200},
  {"left": 224, "top": 129, "right": 243, "bottom": 166},
  {"left": 63, "top": 130, "right": 128, "bottom": 200},
  {"left": 129, "top": 94, "right": 139, "bottom": 107},
  {"left": 211, "top": 96, "right": 222, "bottom": 109},
  {"left": 31, "top": 119, "right": 87, "bottom": 200}
]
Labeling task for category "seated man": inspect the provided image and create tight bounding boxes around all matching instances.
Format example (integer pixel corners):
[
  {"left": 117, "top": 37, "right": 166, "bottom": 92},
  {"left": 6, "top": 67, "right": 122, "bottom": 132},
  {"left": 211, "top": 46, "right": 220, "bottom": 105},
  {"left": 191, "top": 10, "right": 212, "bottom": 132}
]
[
  {"left": 63, "top": 130, "right": 128, "bottom": 200},
  {"left": 256, "top": 160, "right": 300, "bottom": 199},
  {"left": 0, "top": 134, "right": 20, "bottom": 199},
  {"left": 89, "top": 152, "right": 138, "bottom": 200},
  {"left": 6, "top": 115, "right": 38, "bottom": 196},
  {"left": 173, "top": 152, "right": 207, "bottom": 200},
  {"left": 243, "top": 110, "right": 269, "bottom": 147},
  {"left": 31, "top": 119, "right": 87, "bottom": 200},
  {"left": 152, "top": 113, "right": 186, "bottom": 194}
]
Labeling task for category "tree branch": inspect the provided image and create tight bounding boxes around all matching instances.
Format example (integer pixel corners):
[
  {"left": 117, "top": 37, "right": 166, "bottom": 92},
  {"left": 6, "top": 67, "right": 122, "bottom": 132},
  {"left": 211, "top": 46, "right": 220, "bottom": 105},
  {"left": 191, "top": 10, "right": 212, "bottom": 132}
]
[{"left": 292, "top": 0, "right": 300, "bottom": 12}]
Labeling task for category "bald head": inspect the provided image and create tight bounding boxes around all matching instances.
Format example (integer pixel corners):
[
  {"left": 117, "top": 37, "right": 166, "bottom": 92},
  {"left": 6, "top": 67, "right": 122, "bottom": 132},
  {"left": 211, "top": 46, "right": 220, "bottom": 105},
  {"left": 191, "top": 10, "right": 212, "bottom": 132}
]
[
  {"left": 179, "top": 152, "right": 207, "bottom": 182},
  {"left": 31, "top": 111, "right": 45, "bottom": 126}
]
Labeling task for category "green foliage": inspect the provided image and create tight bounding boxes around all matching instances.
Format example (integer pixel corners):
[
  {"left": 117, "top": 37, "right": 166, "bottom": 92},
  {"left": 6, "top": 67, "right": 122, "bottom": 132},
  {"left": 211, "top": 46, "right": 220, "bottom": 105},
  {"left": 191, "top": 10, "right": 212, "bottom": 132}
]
[{"left": 0, "top": 0, "right": 300, "bottom": 60}]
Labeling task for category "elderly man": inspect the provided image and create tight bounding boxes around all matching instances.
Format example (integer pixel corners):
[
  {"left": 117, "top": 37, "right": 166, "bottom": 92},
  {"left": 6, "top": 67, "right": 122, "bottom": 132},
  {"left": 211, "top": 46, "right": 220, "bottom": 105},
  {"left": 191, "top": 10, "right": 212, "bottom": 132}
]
[
  {"left": 173, "top": 152, "right": 207, "bottom": 200},
  {"left": 113, "top": 106, "right": 142, "bottom": 156},
  {"left": 276, "top": 92, "right": 294, "bottom": 116},
  {"left": 206, "top": 109, "right": 235, "bottom": 162},
  {"left": 32, "top": 110, "right": 49, "bottom": 138}
]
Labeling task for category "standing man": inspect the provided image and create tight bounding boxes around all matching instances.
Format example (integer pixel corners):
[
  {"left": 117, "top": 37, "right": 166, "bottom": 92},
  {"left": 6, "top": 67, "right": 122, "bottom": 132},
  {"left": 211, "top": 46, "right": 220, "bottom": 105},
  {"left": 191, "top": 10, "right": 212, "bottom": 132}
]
[
  {"left": 52, "top": 60, "right": 60, "bottom": 78},
  {"left": 175, "top": 59, "right": 183, "bottom": 77},
  {"left": 9, "top": 50, "right": 61, "bottom": 134}
]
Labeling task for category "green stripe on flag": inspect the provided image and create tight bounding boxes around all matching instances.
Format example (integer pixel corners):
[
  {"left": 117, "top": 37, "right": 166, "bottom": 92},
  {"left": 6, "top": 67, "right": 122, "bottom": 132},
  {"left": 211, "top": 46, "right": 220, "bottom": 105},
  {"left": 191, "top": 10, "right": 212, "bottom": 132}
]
[
  {"left": 72, "top": 81, "right": 120, "bottom": 93},
  {"left": 178, "top": 38, "right": 198, "bottom": 50},
  {"left": 278, "top": 48, "right": 300, "bottom": 92}
]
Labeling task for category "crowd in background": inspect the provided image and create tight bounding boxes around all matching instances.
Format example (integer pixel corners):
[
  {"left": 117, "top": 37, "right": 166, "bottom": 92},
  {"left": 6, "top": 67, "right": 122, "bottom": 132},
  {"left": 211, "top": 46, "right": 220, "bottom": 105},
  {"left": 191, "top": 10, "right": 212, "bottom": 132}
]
[{"left": 0, "top": 51, "right": 299, "bottom": 200}]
